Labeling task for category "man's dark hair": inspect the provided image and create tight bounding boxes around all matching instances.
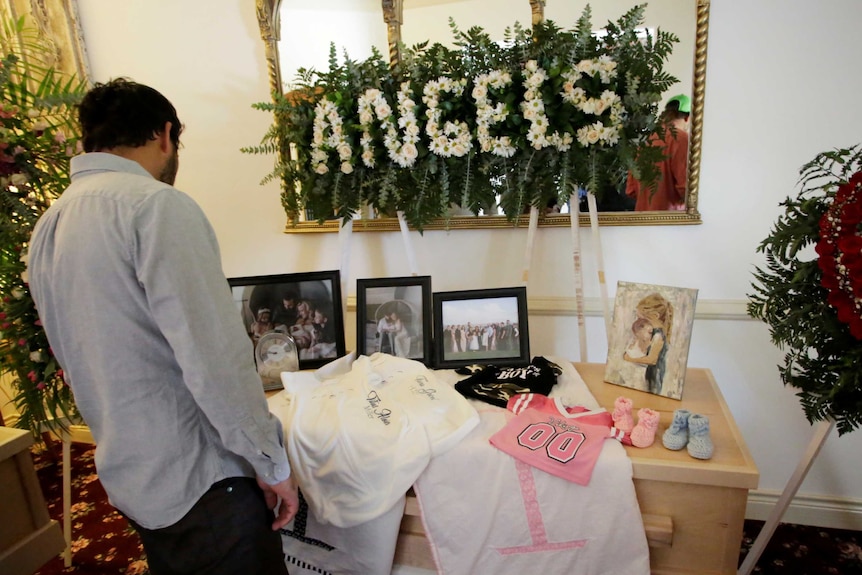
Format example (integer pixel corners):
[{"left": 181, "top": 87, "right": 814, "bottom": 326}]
[
  {"left": 78, "top": 78, "right": 183, "bottom": 152},
  {"left": 662, "top": 99, "right": 690, "bottom": 122}
]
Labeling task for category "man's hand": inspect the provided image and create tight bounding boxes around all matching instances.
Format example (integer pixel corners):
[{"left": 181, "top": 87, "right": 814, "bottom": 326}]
[{"left": 257, "top": 474, "right": 299, "bottom": 530}]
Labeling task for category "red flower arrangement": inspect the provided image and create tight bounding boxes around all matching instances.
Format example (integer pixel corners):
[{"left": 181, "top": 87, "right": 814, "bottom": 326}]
[
  {"left": 815, "top": 171, "right": 862, "bottom": 339},
  {"left": 749, "top": 145, "right": 862, "bottom": 434}
]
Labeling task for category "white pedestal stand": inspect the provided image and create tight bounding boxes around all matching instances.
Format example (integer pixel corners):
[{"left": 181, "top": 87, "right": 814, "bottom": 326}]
[
  {"left": 737, "top": 418, "right": 835, "bottom": 575},
  {"left": 62, "top": 432, "right": 71, "bottom": 567}
]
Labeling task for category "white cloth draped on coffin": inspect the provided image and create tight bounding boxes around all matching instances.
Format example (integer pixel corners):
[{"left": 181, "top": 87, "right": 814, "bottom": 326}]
[
  {"left": 268, "top": 353, "right": 479, "bottom": 575},
  {"left": 413, "top": 359, "right": 651, "bottom": 575}
]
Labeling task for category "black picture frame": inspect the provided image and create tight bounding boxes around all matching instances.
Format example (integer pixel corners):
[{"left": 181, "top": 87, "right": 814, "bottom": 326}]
[
  {"left": 227, "top": 271, "right": 346, "bottom": 380},
  {"left": 433, "top": 286, "right": 530, "bottom": 369},
  {"left": 356, "top": 276, "right": 433, "bottom": 365}
]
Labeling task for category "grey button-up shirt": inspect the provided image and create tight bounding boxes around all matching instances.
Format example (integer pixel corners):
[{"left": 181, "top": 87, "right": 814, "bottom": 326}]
[{"left": 28, "top": 153, "right": 291, "bottom": 528}]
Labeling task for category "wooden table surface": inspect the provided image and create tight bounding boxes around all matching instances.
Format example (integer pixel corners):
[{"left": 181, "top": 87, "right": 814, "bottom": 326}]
[{"left": 576, "top": 362, "right": 759, "bottom": 489}]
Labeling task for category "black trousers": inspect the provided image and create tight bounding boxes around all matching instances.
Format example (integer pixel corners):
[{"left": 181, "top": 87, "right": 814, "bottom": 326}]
[{"left": 128, "top": 477, "right": 289, "bottom": 575}]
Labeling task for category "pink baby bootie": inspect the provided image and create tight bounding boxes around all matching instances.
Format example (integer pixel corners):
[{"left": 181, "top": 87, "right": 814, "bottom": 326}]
[
  {"left": 630, "top": 408, "right": 660, "bottom": 448},
  {"left": 612, "top": 396, "right": 634, "bottom": 432}
]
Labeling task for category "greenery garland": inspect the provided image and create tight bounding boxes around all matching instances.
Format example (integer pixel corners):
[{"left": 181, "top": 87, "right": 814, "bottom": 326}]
[
  {"left": 0, "top": 17, "right": 86, "bottom": 436},
  {"left": 244, "top": 4, "right": 679, "bottom": 230},
  {"left": 748, "top": 144, "right": 862, "bottom": 436}
]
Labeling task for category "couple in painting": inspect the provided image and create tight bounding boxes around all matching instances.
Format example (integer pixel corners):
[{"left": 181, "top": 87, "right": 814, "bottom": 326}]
[
  {"left": 623, "top": 293, "right": 673, "bottom": 395},
  {"left": 376, "top": 309, "right": 412, "bottom": 358}
]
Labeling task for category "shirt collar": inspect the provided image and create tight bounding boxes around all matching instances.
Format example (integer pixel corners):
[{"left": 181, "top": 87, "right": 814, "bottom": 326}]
[{"left": 70, "top": 152, "right": 154, "bottom": 181}]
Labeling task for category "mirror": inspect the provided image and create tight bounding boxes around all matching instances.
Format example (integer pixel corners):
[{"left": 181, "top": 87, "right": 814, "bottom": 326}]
[
  {"left": 0, "top": 0, "right": 91, "bottom": 82},
  {"left": 256, "top": 0, "right": 708, "bottom": 231}
]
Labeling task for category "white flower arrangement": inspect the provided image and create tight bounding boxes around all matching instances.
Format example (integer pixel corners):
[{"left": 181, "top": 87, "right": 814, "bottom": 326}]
[
  {"left": 422, "top": 77, "right": 473, "bottom": 158},
  {"left": 358, "top": 82, "right": 421, "bottom": 169},
  {"left": 473, "top": 70, "right": 516, "bottom": 158},
  {"left": 311, "top": 99, "right": 352, "bottom": 175},
  {"left": 520, "top": 60, "right": 574, "bottom": 152},
  {"left": 249, "top": 6, "right": 680, "bottom": 228},
  {"left": 561, "top": 57, "right": 625, "bottom": 148}
]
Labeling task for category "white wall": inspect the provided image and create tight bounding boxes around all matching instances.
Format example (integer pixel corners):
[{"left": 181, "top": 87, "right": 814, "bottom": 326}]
[{"left": 67, "top": 0, "right": 862, "bottom": 528}]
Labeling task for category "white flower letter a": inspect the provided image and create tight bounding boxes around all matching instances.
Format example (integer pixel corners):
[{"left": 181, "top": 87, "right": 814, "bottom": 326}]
[{"left": 311, "top": 100, "right": 353, "bottom": 175}]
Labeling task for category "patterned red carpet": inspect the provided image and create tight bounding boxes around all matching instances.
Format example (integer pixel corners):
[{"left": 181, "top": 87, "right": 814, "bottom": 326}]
[
  {"left": 29, "top": 441, "right": 862, "bottom": 575},
  {"left": 31, "top": 441, "right": 149, "bottom": 575},
  {"left": 739, "top": 520, "right": 862, "bottom": 574}
]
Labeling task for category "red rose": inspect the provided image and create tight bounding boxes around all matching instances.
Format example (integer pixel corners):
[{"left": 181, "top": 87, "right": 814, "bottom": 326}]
[
  {"left": 842, "top": 249, "right": 862, "bottom": 270},
  {"left": 836, "top": 181, "right": 854, "bottom": 203},
  {"left": 815, "top": 238, "right": 834, "bottom": 257},
  {"left": 836, "top": 302, "right": 855, "bottom": 326},
  {"left": 839, "top": 201, "right": 862, "bottom": 225},
  {"left": 837, "top": 234, "right": 862, "bottom": 254}
]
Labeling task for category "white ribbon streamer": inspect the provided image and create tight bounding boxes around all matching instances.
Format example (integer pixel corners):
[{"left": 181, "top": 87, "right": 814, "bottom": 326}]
[
  {"left": 569, "top": 193, "right": 588, "bottom": 362},
  {"left": 586, "top": 192, "right": 611, "bottom": 340},
  {"left": 521, "top": 205, "right": 540, "bottom": 284},
  {"left": 338, "top": 216, "right": 353, "bottom": 318},
  {"left": 396, "top": 211, "right": 419, "bottom": 276}
]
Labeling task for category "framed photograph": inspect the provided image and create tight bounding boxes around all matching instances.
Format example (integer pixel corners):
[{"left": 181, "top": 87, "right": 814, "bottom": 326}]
[
  {"left": 227, "top": 271, "right": 346, "bottom": 387},
  {"left": 603, "top": 281, "right": 699, "bottom": 400},
  {"left": 433, "top": 287, "right": 530, "bottom": 369},
  {"left": 356, "top": 276, "right": 433, "bottom": 365}
]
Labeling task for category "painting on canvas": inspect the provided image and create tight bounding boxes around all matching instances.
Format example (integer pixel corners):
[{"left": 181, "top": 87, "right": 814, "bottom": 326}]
[{"left": 603, "top": 281, "right": 698, "bottom": 400}]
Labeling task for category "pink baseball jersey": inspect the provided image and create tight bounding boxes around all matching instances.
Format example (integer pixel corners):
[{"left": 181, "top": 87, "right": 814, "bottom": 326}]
[{"left": 489, "top": 393, "right": 626, "bottom": 486}]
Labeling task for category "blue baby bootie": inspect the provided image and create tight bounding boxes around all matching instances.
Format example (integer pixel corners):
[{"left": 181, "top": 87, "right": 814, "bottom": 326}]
[
  {"left": 662, "top": 409, "right": 691, "bottom": 450},
  {"left": 687, "top": 414, "right": 714, "bottom": 460}
]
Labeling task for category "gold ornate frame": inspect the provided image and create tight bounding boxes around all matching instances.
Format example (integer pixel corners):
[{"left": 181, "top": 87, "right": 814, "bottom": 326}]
[
  {"left": 256, "top": 0, "right": 709, "bottom": 231},
  {"left": 0, "top": 0, "right": 90, "bottom": 82}
]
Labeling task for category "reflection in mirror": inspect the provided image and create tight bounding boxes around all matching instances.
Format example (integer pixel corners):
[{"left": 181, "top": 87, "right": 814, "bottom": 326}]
[{"left": 256, "top": 0, "right": 708, "bottom": 231}]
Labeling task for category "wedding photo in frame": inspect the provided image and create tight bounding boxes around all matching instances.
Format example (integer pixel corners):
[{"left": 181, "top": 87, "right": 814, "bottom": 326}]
[
  {"left": 227, "top": 271, "right": 345, "bottom": 381},
  {"left": 603, "top": 281, "right": 698, "bottom": 400},
  {"left": 356, "top": 276, "right": 433, "bottom": 365},
  {"left": 433, "top": 287, "right": 530, "bottom": 369}
]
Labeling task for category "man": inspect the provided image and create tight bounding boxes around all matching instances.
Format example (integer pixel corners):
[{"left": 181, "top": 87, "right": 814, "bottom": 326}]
[
  {"left": 376, "top": 311, "right": 395, "bottom": 354},
  {"left": 273, "top": 289, "right": 299, "bottom": 327},
  {"left": 27, "top": 78, "right": 298, "bottom": 575},
  {"left": 625, "top": 94, "right": 691, "bottom": 211}
]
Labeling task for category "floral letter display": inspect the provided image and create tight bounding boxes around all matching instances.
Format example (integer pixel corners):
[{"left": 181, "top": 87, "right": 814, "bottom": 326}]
[{"left": 248, "top": 5, "right": 680, "bottom": 229}]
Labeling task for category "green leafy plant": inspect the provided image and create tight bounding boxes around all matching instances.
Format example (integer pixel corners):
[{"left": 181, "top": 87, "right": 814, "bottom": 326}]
[
  {"left": 244, "top": 4, "right": 678, "bottom": 230},
  {"left": 748, "top": 144, "right": 862, "bottom": 435},
  {"left": 0, "top": 17, "right": 87, "bottom": 436}
]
